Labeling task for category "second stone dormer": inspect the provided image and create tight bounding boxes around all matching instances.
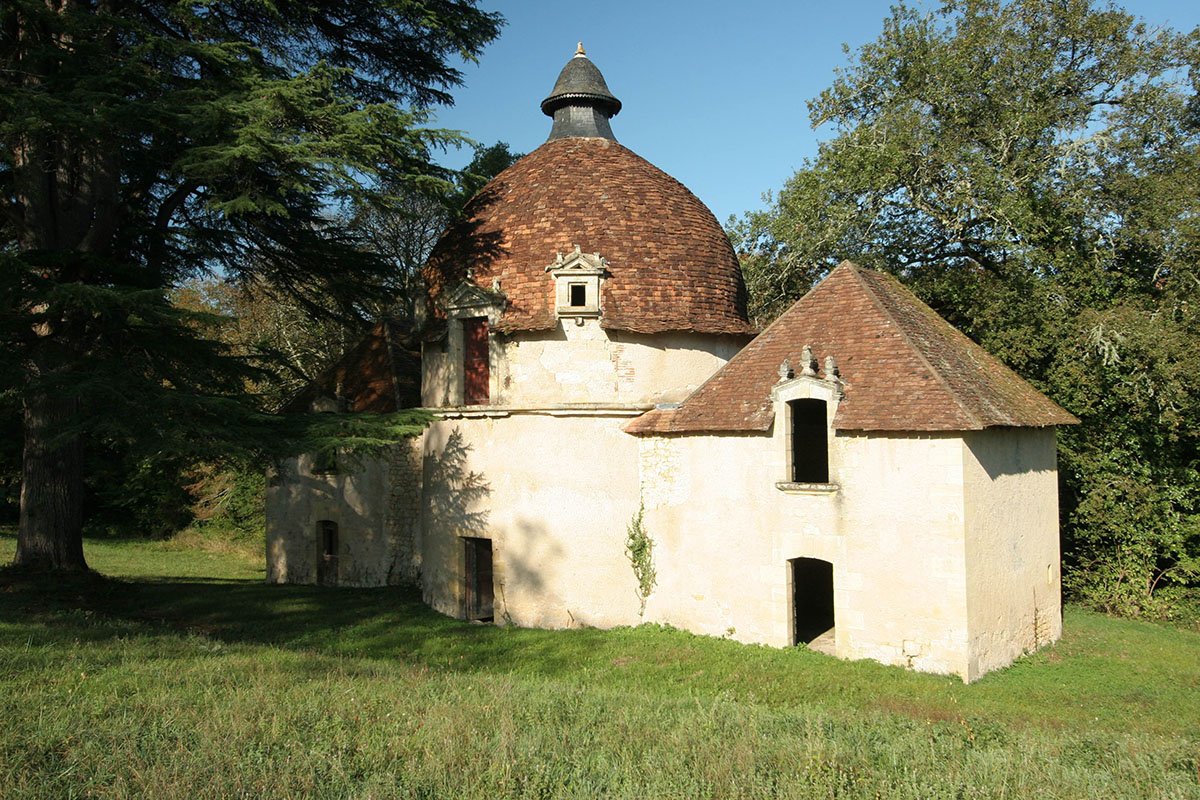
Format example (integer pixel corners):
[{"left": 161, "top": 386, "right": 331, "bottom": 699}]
[
  {"left": 439, "top": 279, "right": 505, "bottom": 407},
  {"left": 546, "top": 245, "right": 607, "bottom": 321}
]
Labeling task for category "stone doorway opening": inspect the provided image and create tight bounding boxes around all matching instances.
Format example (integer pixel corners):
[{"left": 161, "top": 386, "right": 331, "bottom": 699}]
[
  {"left": 790, "top": 557, "right": 834, "bottom": 654},
  {"left": 317, "top": 520, "right": 339, "bottom": 587},
  {"left": 463, "top": 537, "right": 494, "bottom": 621}
]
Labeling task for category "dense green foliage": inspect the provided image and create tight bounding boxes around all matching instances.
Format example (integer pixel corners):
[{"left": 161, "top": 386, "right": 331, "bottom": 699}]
[
  {"left": 1, "top": 1, "right": 501, "bottom": 566},
  {"left": 734, "top": 0, "right": 1200, "bottom": 620},
  {"left": 1, "top": 531, "right": 1198, "bottom": 797}
]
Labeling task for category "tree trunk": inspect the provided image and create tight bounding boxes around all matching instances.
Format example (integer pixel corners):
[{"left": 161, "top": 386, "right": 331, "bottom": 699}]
[{"left": 16, "top": 392, "right": 87, "bottom": 571}]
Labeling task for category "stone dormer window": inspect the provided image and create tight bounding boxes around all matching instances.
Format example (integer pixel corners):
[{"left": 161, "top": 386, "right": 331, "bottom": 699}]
[
  {"left": 772, "top": 346, "right": 843, "bottom": 493},
  {"left": 789, "top": 398, "right": 828, "bottom": 483},
  {"left": 442, "top": 279, "right": 505, "bottom": 406},
  {"left": 546, "top": 245, "right": 606, "bottom": 320}
]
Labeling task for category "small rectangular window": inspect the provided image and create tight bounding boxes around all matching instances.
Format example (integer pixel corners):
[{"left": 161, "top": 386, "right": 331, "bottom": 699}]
[
  {"left": 463, "top": 317, "right": 490, "bottom": 405},
  {"left": 789, "top": 399, "right": 829, "bottom": 483},
  {"left": 569, "top": 283, "right": 587, "bottom": 307},
  {"left": 312, "top": 449, "right": 338, "bottom": 475},
  {"left": 317, "top": 520, "right": 339, "bottom": 586}
]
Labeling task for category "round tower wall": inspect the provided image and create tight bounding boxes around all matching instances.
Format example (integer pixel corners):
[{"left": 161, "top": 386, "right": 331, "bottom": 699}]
[{"left": 421, "top": 319, "right": 746, "bottom": 408}]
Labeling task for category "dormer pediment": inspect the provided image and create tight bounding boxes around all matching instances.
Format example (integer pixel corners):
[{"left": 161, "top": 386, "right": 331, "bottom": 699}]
[
  {"left": 443, "top": 280, "right": 505, "bottom": 313},
  {"left": 546, "top": 245, "right": 607, "bottom": 319},
  {"left": 770, "top": 346, "right": 844, "bottom": 405},
  {"left": 545, "top": 245, "right": 608, "bottom": 276}
]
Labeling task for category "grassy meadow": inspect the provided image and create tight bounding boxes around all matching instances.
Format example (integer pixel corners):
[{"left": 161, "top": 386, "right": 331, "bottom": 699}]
[{"left": 1, "top": 528, "right": 1198, "bottom": 799}]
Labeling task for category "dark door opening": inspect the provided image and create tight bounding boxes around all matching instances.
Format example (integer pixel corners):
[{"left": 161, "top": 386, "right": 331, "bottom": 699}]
[
  {"left": 317, "top": 520, "right": 339, "bottom": 587},
  {"left": 790, "top": 557, "right": 834, "bottom": 646},
  {"left": 463, "top": 537, "right": 494, "bottom": 621},
  {"left": 463, "top": 317, "right": 489, "bottom": 405}
]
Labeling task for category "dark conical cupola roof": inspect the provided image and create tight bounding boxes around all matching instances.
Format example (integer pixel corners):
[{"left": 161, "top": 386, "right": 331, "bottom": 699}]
[{"left": 541, "top": 43, "right": 622, "bottom": 140}]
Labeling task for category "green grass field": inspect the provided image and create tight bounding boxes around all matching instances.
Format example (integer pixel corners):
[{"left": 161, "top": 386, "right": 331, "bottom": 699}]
[{"left": 1, "top": 529, "right": 1198, "bottom": 799}]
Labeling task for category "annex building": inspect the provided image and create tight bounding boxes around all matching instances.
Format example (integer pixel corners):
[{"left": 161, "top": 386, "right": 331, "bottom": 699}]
[{"left": 266, "top": 46, "right": 1077, "bottom": 682}]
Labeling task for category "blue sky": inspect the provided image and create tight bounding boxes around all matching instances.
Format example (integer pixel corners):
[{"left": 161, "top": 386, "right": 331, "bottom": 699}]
[{"left": 432, "top": 0, "right": 1198, "bottom": 224}]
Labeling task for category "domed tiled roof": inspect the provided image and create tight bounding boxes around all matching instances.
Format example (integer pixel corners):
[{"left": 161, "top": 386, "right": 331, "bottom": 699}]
[{"left": 424, "top": 136, "right": 755, "bottom": 336}]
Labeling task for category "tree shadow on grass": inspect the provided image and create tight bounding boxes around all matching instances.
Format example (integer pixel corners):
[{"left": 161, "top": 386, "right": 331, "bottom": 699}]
[{"left": 0, "top": 565, "right": 619, "bottom": 680}]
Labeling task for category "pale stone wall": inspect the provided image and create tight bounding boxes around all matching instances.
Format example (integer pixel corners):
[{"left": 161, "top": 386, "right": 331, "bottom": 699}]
[
  {"left": 961, "top": 427, "right": 1062, "bottom": 680},
  {"left": 415, "top": 368, "right": 1035, "bottom": 680},
  {"left": 421, "top": 344, "right": 452, "bottom": 408},
  {"left": 265, "top": 440, "right": 423, "bottom": 587},
  {"left": 638, "top": 428, "right": 973, "bottom": 679},
  {"left": 422, "top": 318, "right": 744, "bottom": 407},
  {"left": 420, "top": 413, "right": 644, "bottom": 628}
]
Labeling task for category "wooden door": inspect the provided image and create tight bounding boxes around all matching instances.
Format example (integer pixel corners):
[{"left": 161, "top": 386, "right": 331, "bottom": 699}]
[
  {"left": 464, "top": 537, "right": 494, "bottom": 621},
  {"left": 463, "top": 317, "right": 489, "bottom": 405}
]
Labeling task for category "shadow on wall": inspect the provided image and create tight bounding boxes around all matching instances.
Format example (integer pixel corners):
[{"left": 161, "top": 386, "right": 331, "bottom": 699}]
[
  {"left": 424, "top": 428, "right": 490, "bottom": 537},
  {"left": 492, "top": 517, "right": 568, "bottom": 626},
  {"left": 422, "top": 183, "right": 507, "bottom": 306},
  {"left": 268, "top": 458, "right": 384, "bottom": 585},
  {"left": 968, "top": 429, "right": 1057, "bottom": 480}
]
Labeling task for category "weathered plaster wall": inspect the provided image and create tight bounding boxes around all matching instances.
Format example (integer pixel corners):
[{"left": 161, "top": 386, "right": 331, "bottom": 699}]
[
  {"left": 421, "top": 343, "right": 452, "bottom": 408},
  {"left": 415, "top": 367, "right": 1025, "bottom": 679},
  {"left": 639, "top": 427, "right": 973, "bottom": 679},
  {"left": 265, "top": 440, "right": 423, "bottom": 587},
  {"left": 421, "top": 318, "right": 744, "bottom": 407},
  {"left": 961, "top": 427, "right": 1062, "bottom": 681},
  {"left": 420, "top": 414, "right": 644, "bottom": 628}
]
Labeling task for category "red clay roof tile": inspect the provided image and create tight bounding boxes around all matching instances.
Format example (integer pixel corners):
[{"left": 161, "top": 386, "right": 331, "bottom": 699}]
[
  {"left": 282, "top": 321, "right": 420, "bottom": 414},
  {"left": 626, "top": 262, "right": 1078, "bottom": 434},
  {"left": 423, "top": 137, "right": 755, "bottom": 336}
]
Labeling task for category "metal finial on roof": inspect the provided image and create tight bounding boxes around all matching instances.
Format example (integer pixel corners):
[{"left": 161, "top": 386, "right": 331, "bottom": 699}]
[{"left": 542, "top": 43, "right": 622, "bottom": 141}]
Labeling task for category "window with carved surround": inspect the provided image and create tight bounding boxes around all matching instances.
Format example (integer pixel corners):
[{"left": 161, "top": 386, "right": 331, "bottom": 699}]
[
  {"left": 546, "top": 245, "right": 606, "bottom": 320},
  {"left": 772, "top": 348, "right": 843, "bottom": 493},
  {"left": 440, "top": 279, "right": 505, "bottom": 407}
]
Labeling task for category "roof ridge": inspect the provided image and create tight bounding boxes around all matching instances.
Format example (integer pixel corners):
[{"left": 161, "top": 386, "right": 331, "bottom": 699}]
[
  {"left": 663, "top": 264, "right": 835, "bottom": 410},
  {"left": 848, "top": 265, "right": 984, "bottom": 429}
]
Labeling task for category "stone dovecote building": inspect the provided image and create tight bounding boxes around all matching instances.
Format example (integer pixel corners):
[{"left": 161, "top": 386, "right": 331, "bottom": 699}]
[{"left": 266, "top": 46, "right": 1077, "bottom": 682}]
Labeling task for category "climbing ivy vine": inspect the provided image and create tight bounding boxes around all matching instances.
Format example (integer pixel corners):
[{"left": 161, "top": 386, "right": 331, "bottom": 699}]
[{"left": 625, "top": 502, "right": 656, "bottom": 616}]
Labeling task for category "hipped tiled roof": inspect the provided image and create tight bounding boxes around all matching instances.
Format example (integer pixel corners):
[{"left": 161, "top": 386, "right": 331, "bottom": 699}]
[
  {"left": 626, "top": 262, "right": 1078, "bottom": 434},
  {"left": 423, "top": 137, "right": 755, "bottom": 336},
  {"left": 281, "top": 320, "right": 421, "bottom": 413}
]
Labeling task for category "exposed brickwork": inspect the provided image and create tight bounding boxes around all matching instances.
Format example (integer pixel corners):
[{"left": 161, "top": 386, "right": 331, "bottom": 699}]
[
  {"left": 626, "top": 262, "right": 1079, "bottom": 434},
  {"left": 423, "top": 137, "right": 756, "bottom": 336},
  {"left": 385, "top": 439, "right": 423, "bottom": 585}
]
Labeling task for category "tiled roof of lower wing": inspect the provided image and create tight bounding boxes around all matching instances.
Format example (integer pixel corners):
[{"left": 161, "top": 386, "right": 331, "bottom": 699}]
[
  {"left": 625, "top": 262, "right": 1078, "bottom": 435},
  {"left": 281, "top": 320, "right": 420, "bottom": 414}
]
